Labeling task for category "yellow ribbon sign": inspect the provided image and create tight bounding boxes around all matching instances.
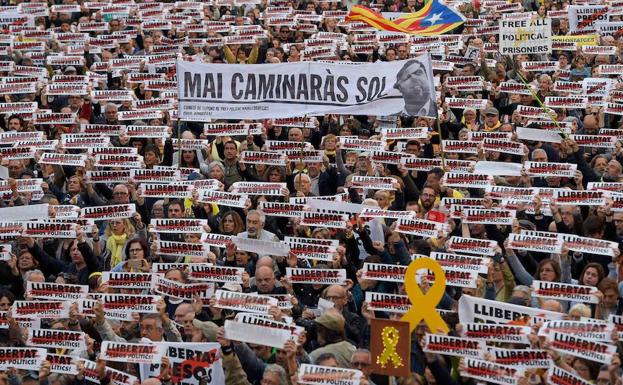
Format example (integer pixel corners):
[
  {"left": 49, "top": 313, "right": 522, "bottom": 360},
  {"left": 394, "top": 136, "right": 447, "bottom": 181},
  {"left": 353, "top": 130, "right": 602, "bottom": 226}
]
[
  {"left": 377, "top": 326, "right": 403, "bottom": 368},
  {"left": 401, "top": 257, "right": 449, "bottom": 334}
]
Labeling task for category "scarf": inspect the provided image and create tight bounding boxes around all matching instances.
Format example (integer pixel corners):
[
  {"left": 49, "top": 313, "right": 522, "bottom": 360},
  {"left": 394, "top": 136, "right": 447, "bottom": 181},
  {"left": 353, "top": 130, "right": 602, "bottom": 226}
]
[{"left": 106, "top": 233, "right": 127, "bottom": 268}]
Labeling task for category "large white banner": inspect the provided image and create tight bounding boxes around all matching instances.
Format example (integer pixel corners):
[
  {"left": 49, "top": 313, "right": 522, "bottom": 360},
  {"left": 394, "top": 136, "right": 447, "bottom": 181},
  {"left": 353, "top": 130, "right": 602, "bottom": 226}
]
[
  {"left": 176, "top": 56, "right": 436, "bottom": 120},
  {"left": 499, "top": 17, "right": 552, "bottom": 55}
]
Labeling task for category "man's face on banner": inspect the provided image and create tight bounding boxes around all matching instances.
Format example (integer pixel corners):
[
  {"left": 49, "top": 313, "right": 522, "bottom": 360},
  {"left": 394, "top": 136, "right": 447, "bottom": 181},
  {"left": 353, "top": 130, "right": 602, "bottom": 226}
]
[{"left": 395, "top": 60, "right": 430, "bottom": 114}]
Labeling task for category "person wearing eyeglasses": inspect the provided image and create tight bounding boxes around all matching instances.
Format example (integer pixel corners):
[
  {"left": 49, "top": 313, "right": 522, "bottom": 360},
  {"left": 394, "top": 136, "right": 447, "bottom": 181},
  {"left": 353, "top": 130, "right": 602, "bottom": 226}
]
[{"left": 350, "top": 349, "right": 375, "bottom": 384}]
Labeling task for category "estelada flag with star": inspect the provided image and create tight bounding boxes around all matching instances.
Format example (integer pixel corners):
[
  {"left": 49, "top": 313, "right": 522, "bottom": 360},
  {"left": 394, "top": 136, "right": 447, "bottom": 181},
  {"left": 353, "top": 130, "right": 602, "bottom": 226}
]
[{"left": 346, "top": 0, "right": 465, "bottom": 35}]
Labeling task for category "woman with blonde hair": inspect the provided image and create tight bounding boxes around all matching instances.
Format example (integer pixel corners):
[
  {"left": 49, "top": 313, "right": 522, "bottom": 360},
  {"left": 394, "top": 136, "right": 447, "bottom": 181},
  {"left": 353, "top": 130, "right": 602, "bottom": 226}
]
[{"left": 99, "top": 218, "right": 147, "bottom": 270}]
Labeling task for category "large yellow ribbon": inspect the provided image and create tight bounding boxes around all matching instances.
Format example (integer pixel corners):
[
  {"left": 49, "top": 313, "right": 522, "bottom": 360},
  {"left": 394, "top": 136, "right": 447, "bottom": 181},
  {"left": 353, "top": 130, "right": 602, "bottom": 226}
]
[
  {"left": 377, "top": 326, "right": 403, "bottom": 368},
  {"left": 401, "top": 257, "right": 449, "bottom": 334}
]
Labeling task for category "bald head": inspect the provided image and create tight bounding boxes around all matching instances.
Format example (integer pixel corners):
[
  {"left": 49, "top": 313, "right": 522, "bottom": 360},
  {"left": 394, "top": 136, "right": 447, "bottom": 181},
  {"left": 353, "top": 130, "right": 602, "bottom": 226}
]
[
  {"left": 255, "top": 265, "right": 275, "bottom": 293},
  {"left": 541, "top": 300, "right": 563, "bottom": 313},
  {"left": 324, "top": 285, "right": 347, "bottom": 311},
  {"left": 256, "top": 256, "right": 273, "bottom": 269}
]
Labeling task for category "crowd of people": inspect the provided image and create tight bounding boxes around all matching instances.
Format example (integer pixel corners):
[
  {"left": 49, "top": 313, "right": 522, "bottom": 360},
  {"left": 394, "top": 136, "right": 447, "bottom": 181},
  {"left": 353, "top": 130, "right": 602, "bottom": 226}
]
[{"left": 0, "top": 0, "right": 623, "bottom": 385}]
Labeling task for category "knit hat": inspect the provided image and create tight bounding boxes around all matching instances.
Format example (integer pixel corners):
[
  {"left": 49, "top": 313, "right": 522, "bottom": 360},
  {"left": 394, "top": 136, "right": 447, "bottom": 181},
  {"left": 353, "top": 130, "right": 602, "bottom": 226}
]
[{"left": 315, "top": 309, "right": 345, "bottom": 332}]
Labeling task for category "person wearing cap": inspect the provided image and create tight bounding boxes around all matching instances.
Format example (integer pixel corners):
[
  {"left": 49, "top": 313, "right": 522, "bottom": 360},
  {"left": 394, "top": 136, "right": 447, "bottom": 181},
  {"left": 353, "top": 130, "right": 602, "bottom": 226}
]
[
  {"left": 480, "top": 107, "right": 502, "bottom": 131},
  {"left": 308, "top": 308, "right": 356, "bottom": 368},
  {"left": 393, "top": 58, "right": 436, "bottom": 118}
]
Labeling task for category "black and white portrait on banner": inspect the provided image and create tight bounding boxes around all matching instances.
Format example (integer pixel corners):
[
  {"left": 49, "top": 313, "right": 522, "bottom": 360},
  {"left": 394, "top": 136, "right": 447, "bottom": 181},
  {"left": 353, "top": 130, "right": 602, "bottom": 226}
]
[
  {"left": 393, "top": 56, "right": 437, "bottom": 118},
  {"left": 177, "top": 55, "right": 436, "bottom": 120}
]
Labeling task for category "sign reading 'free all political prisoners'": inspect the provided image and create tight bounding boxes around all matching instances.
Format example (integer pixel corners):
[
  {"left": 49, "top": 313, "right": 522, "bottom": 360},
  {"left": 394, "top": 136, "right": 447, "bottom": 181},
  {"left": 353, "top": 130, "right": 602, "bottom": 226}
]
[
  {"left": 499, "top": 17, "right": 552, "bottom": 55},
  {"left": 176, "top": 55, "right": 436, "bottom": 120}
]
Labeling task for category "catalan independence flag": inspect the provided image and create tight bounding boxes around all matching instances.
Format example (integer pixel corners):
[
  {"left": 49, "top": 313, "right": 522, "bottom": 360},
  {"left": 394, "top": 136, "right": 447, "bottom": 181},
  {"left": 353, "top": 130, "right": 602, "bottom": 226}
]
[{"left": 346, "top": 0, "right": 465, "bottom": 35}]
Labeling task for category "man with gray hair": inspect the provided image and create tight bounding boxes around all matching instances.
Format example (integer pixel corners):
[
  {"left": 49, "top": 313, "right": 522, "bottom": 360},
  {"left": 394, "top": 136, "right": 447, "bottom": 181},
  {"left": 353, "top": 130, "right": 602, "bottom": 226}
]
[{"left": 238, "top": 210, "right": 278, "bottom": 241}]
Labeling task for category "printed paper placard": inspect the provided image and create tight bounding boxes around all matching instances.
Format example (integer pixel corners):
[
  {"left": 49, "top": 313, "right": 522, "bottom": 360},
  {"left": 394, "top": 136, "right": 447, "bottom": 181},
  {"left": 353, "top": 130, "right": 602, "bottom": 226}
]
[
  {"left": 239, "top": 151, "right": 287, "bottom": 166},
  {"left": 587, "top": 182, "right": 623, "bottom": 192},
  {"left": 152, "top": 275, "right": 215, "bottom": 303},
  {"left": 482, "top": 139, "right": 524, "bottom": 156},
  {"left": 27, "top": 328, "right": 86, "bottom": 350},
  {"left": 446, "top": 98, "right": 487, "bottom": 110},
  {"left": 540, "top": 320, "right": 614, "bottom": 341},
  {"left": 462, "top": 323, "right": 531, "bottom": 345},
  {"left": 149, "top": 219, "right": 207, "bottom": 234},
  {"left": 402, "top": 157, "right": 444, "bottom": 171},
  {"left": 442, "top": 140, "right": 479, "bottom": 154},
  {"left": 13, "top": 301, "right": 70, "bottom": 318},
  {"left": 441, "top": 173, "right": 492, "bottom": 188},
  {"left": 231, "top": 182, "right": 286, "bottom": 196},
  {"left": 300, "top": 212, "right": 348, "bottom": 229},
  {"left": 231, "top": 236, "right": 290, "bottom": 256},
  {"left": 85, "top": 170, "right": 132, "bottom": 184},
  {"left": 462, "top": 358, "right": 523, "bottom": 385},
  {"left": 235, "top": 312, "right": 304, "bottom": 338},
  {"left": 188, "top": 264, "right": 244, "bottom": 283},
  {"left": 429, "top": 269, "right": 477, "bottom": 288},
  {"left": 297, "top": 364, "right": 363, "bottom": 385},
  {"left": 360, "top": 262, "right": 406, "bottom": 282},
  {"left": 26, "top": 281, "right": 88, "bottom": 301},
  {"left": 459, "top": 294, "right": 564, "bottom": 324},
  {"left": 131, "top": 169, "right": 181, "bottom": 183},
  {"left": 81, "top": 359, "right": 138, "bottom": 385},
  {"left": 213, "top": 290, "right": 277, "bottom": 314},
  {"left": 284, "top": 242, "right": 335, "bottom": 262},
  {"left": 361, "top": 207, "right": 414, "bottom": 220},
  {"left": 370, "top": 150, "right": 406, "bottom": 165},
  {"left": 569, "top": 134, "right": 616, "bottom": 148},
  {"left": 197, "top": 190, "right": 247, "bottom": 208},
  {"left": 51, "top": 205, "right": 80, "bottom": 219},
  {"left": 462, "top": 208, "right": 515, "bottom": 226},
  {"left": 101, "top": 272, "right": 154, "bottom": 290},
  {"left": 100, "top": 341, "right": 161, "bottom": 364},
  {"left": 286, "top": 268, "right": 346, "bottom": 285},
  {"left": 546, "top": 331, "right": 615, "bottom": 364},
  {"left": 0, "top": 347, "right": 46, "bottom": 370},
  {"left": 283, "top": 149, "right": 324, "bottom": 163},
  {"left": 381, "top": 127, "right": 428, "bottom": 140},
  {"left": 468, "top": 131, "right": 513, "bottom": 142},
  {"left": 561, "top": 234, "right": 617, "bottom": 257},
  {"left": 516, "top": 104, "right": 556, "bottom": 119},
  {"left": 486, "top": 186, "right": 534, "bottom": 201},
  {"left": 81, "top": 124, "right": 125, "bottom": 136},
  {"left": 489, "top": 348, "right": 550, "bottom": 368},
  {"left": 258, "top": 201, "right": 308, "bottom": 218},
  {"left": 523, "top": 161, "right": 577, "bottom": 177},
  {"left": 156, "top": 240, "right": 207, "bottom": 258},
  {"left": 203, "top": 123, "right": 263, "bottom": 136},
  {"left": 507, "top": 233, "right": 563, "bottom": 254},
  {"left": 364, "top": 292, "right": 410, "bottom": 314},
  {"left": 95, "top": 154, "right": 144, "bottom": 169},
  {"left": 224, "top": 320, "right": 292, "bottom": 349},
  {"left": 604, "top": 102, "right": 623, "bottom": 116},
  {"left": 45, "top": 83, "right": 88, "bottom": 96},
  {"left": 350, "top": 176, "right": 395, "bottom": 190},
  {"left": 22, "top": 221, "right": 77, "bottom": 238},
  {"left": 422, "top": 334, "right": 484, "bottom": 358},
  {"left": 338, "top": 137, "right": 385, "bottom": 152},
  {"left": 544, "top": 96, "right": 588, "bottom": 109},
  {"left": 33, "top": 112, "right": 76, "bottom": 125},
  {"left": 39, "top": 153, "right": 86, "bottom": 167},
  {"left": 395, "top": 217, "right": 443, "bottom": 237},
  {"left": 447, "top": 237, "right": 497, "bottom": 256},
  {"left": 47, "top": 354, "right": 78, "bottom": 375},
  {"left": 429, "top": 252, "right": 489, "bottom": 274},
  {"left": 547, "top": 366, "right": 593, "bottom": 385},
  {"left": 100, "top": 294, "right": 161, "bottom": 314},
  {"left": 0, "top": 146, "right": 35, "bottom": 161},
  {"left": 139, "top": 183, "right": 193, "bottom": 199},
  {"left": 90, "top": 147, "right": 138, "bottom": 157},
  {"left": 499, "top": 82, "right": 536, "bottom": 95},
  {"left": 80, "top": 204, "right": 136, "bottom": 220},
  {"left": 0, "top": 102, "right": 38, "bottom": 114},
  {"left": 532, "top": 280, "right": 600, "bottom": 304},
  {"left": 522, "top": 61, "right": 558, "bottom": 72},
  {"left": 554, "top": 190, "right": 605, "bottom": 206}
]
